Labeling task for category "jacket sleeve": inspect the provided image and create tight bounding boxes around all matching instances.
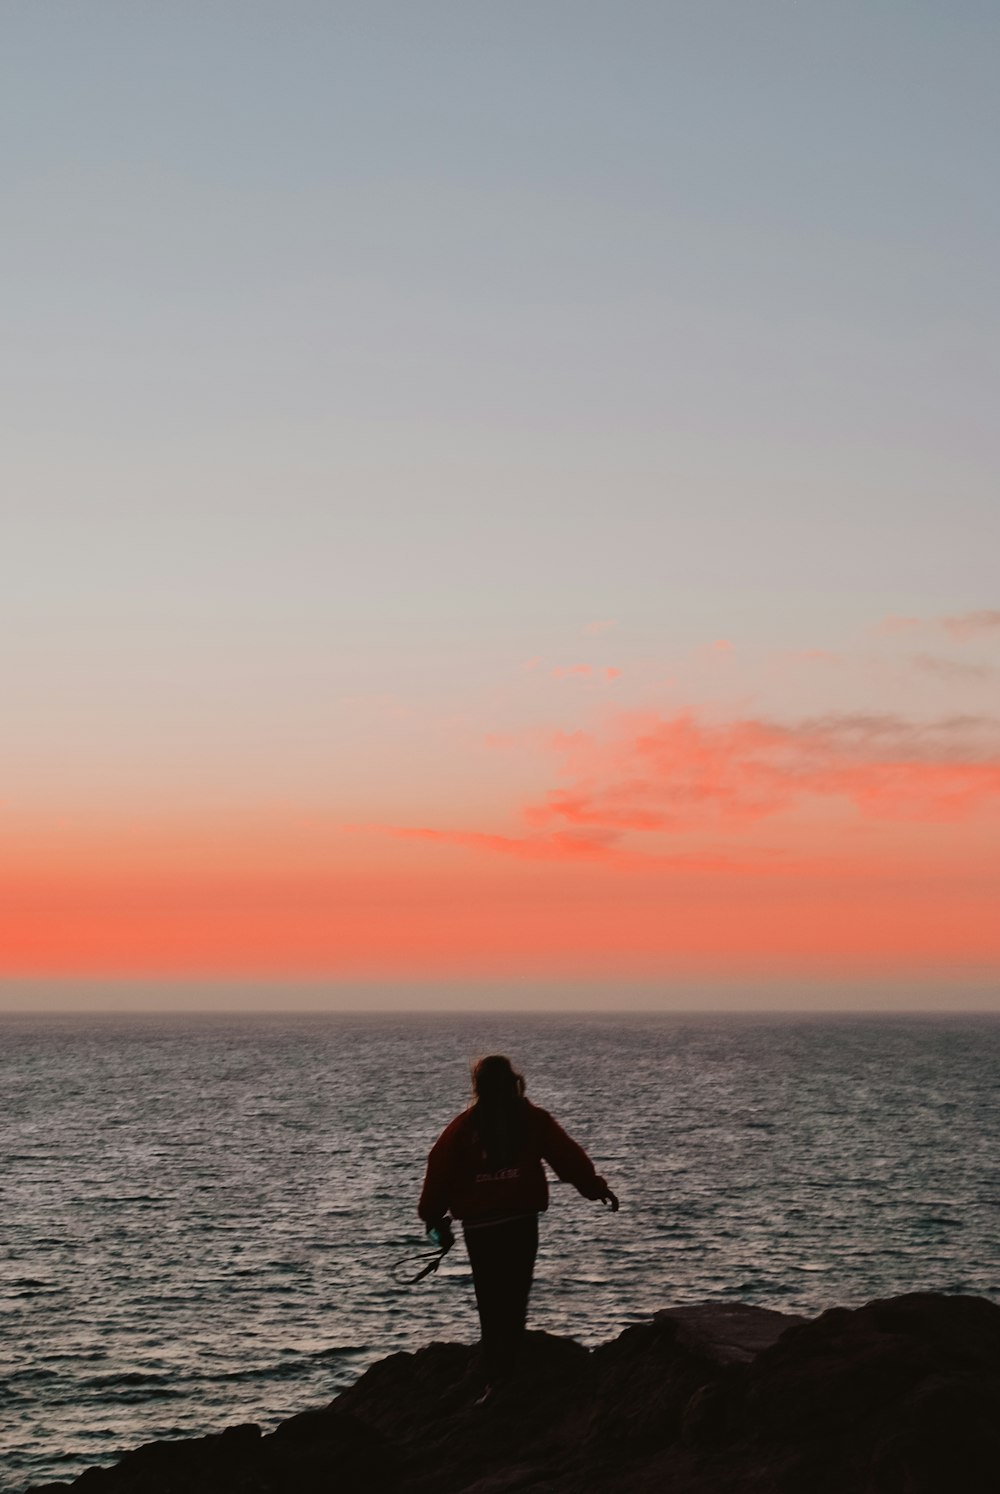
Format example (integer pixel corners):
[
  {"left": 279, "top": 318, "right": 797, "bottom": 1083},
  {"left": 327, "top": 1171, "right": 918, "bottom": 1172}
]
[
  {"left": 537, "top": 1109, "right": 608, "bottom": 1200},
  {"left": 418, "top": 1121, "right": 458, "bottom": 1224}
]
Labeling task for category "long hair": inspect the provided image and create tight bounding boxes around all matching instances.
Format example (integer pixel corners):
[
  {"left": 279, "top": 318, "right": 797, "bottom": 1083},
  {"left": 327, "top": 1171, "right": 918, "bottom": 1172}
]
[{"left": 469, "top": 1054, "right": 527, "bottom": 1170}]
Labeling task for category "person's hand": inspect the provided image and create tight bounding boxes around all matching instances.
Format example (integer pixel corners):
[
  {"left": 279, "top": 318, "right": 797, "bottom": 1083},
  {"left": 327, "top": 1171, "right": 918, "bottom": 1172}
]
[
  {"left": 601, "top": 1189, "right": 620, "bottom": 1213},
  {"left": 428, "top": 1217, "right": 455, "bottom": 1252}
]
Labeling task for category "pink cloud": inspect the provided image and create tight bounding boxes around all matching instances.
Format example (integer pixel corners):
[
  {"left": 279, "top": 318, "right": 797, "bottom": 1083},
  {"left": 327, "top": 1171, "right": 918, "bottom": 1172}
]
[
  {"left": 912, "top": 653, "right": 995, "bottom": 682},
  {"left": 877, "top": 609, "right": 1000, "bottom": 642},
  {"left": 789, "top": 648, "right": 841, "bottom": 663},
  {"left": 549, "top": 666, "right": 621, "bottom": 683},
  {"left": 382, "top": 823, "right": 639, "bottom": 864},
  {"left": 877, "top": 615, "right": 923, "bottom": 635},
  {"left": 583, "top": 619, "right": 618, "bottom": 635},
  {"left": 941, "top": 609, "right": 1000, "bottom": 641},
  {"left": 374, "top": 821, "right": 748, "bottom": 872}
]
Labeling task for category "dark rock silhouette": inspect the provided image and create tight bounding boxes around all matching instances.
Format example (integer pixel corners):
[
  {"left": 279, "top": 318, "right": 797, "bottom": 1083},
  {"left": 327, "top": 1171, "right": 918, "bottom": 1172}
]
[{"left": 27, "top": 1293, "right": 1000, "bottom": 1494}]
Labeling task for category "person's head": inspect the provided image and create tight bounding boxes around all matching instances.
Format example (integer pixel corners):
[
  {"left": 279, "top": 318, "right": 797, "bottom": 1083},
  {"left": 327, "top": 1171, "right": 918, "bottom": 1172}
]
[{"left": 471, "top": 1054, "right": 525, "bottom": 1107}]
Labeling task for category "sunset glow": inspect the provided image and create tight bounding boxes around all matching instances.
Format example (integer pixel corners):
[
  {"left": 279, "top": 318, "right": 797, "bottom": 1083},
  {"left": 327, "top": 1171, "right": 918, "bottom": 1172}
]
[{"left": 4, "top": 646, "right": 998, "bottom": 987}]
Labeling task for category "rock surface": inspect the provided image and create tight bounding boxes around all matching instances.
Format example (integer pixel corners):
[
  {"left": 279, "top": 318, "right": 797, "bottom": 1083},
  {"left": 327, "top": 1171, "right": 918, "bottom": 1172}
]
[{"left": 27, "top": 1293, "right": 1000, "bottom": 1494}]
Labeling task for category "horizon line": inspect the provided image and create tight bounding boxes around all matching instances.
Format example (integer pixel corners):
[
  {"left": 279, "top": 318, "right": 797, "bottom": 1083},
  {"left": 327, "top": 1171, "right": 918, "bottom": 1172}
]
[{"left": 1, "top": 1005, "right": 997, "bottom": 1018}]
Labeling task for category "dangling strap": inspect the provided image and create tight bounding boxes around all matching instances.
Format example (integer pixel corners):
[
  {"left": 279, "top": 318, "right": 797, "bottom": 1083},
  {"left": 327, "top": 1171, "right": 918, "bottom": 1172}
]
[{"left": 389, "top": 1248, "right": 447, "bottom": 1285}]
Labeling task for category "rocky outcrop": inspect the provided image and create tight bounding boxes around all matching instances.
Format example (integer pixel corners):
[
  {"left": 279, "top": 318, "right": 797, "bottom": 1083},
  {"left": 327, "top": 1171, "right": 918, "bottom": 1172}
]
[{"left": 27, "top": 1293, "right": 1000, "bottom": 1494}]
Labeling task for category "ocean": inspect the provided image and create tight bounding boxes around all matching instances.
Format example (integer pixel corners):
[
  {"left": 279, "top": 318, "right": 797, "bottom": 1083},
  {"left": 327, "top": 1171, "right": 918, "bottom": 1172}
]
[{"left": 1, "top": 1011, "right": 997, "bottom": 1491}]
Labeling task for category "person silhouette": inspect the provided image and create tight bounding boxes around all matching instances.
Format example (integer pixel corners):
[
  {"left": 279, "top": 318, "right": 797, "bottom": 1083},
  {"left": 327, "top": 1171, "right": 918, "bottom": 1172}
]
[{"left": 418, "top": 1054, "right": 619, "bottom": 1398}]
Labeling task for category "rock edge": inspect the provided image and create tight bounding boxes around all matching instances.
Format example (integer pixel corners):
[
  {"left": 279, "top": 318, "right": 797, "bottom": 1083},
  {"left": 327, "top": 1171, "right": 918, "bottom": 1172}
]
[{"left": 27, "top": 1292, "right": 1000, "bottom": 1494}]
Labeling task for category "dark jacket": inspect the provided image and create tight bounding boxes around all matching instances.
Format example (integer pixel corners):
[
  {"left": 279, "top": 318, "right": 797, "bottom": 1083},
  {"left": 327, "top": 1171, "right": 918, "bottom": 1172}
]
[{"left": 418, "top": 1099, "right": 608, "bottom": 1224}]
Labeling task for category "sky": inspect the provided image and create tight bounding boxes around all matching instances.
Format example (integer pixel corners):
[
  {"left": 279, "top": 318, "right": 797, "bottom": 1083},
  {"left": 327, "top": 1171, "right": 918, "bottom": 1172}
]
[{"left": 2, "top": 3, "right": 999, "bottom": 1009}]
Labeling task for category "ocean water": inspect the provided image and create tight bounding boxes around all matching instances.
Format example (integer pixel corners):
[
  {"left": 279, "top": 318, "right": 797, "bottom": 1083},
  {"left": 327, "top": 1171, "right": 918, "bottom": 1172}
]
[{"left": 1, "top": 1011, "right": 997, "bottom": 1491}]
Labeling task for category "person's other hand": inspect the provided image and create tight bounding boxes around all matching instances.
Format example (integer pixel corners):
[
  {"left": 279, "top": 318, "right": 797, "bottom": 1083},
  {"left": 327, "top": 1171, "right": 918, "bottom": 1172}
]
[
  {"left": 601, "top": 1189, "right": 620, "bottom": 1212},
  {"left": 428, "top": 1218, "right": 455, "bottom": 1252}
]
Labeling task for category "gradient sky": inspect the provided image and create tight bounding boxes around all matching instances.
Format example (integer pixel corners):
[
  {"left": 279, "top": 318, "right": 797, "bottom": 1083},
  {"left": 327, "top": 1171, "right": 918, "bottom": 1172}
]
[{"left": 3, "top": 3, "right": 999, "bottom": 1008}]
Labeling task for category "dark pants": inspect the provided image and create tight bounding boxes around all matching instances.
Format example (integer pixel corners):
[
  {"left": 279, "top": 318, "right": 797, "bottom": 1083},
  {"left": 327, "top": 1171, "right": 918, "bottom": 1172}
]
[{"left": 463, "top": 1213, "right": 539, "bottom": 1383}]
